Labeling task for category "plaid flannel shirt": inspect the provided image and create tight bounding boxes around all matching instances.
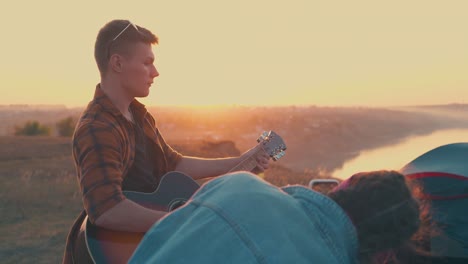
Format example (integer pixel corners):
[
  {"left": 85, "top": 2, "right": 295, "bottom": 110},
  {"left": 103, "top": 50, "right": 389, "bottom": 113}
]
[
  {"left": 73, "top": 85, "right": 182, "bottom": 223},
  {"left": 63, "top": 85, "right": 182, "bottom": 263}
]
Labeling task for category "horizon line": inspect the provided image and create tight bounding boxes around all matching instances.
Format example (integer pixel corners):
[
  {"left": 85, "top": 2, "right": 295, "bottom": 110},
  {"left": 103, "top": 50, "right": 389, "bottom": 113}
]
[{"left": 1, "top": 102, "right": 467, "bottom": 109}]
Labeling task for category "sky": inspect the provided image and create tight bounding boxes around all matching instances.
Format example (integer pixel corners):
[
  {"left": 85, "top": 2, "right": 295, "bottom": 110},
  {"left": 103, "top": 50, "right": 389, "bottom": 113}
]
[{"left": 0, "top": 0, "right": 467, "bottom": 107}]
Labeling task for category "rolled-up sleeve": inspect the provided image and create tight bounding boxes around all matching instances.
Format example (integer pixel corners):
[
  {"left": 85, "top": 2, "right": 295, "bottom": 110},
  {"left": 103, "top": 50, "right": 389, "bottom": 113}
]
[{"left": 72, "top": 121, "right": 126, "bottom": 223}]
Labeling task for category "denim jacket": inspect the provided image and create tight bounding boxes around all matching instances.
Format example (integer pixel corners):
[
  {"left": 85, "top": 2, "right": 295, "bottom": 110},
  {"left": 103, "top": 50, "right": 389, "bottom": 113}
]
[{"left": 129, "top": 172, "right": 359, "bottom": 264}]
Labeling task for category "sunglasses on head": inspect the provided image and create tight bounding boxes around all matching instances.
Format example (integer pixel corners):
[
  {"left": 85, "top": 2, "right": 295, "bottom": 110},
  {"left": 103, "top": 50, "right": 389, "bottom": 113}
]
[
  {"left": 112, "top": 21, "right": 139, "bottom": 41},
  {"left": 107, "top": 21, "right": 140, "bottom": 59}
]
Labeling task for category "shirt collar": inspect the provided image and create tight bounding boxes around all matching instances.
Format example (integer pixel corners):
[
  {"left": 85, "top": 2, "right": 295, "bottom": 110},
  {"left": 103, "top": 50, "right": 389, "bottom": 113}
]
[
  {"left": 281, "top": 185, "right": 359, "bottom": 260},
  {"left": 93, "top": 84, "right": 148, "bottom": 122}
]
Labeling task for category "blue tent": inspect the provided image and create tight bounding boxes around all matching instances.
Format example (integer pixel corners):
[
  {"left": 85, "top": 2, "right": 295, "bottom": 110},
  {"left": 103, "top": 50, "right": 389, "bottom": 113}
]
[{"left": 400, "top": 142, "right": 468, "bottom": 259}]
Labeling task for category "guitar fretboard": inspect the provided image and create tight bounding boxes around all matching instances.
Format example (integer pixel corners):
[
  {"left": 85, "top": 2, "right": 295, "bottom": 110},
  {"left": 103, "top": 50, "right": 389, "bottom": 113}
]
[{"left": 228, "top": 148, "right": 265, "bottom": 173}]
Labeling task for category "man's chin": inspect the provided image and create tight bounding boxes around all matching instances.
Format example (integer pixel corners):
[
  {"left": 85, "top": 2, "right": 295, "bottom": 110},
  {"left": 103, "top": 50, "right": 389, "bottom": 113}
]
[{"left": 135, "top": 90, "right": 150, "bottom": 98}]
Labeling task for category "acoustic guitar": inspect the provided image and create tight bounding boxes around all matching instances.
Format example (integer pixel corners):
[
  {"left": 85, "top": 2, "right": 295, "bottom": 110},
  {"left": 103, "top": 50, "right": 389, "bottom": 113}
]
[{"left": 85, "top": 130, "right": 287, "bottom": 264}]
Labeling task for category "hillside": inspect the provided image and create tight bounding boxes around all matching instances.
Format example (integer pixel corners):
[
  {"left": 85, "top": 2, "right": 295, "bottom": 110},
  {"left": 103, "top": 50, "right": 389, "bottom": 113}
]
[{"left": 1, "top": 104, "right": 468, "bottom": 263}]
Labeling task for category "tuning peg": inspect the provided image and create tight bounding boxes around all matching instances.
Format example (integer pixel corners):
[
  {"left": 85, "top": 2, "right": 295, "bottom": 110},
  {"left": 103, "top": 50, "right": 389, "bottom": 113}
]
[
  {"left": 272, "top": 151, "right": 286, "bottom": 161},
  {"left": 257, "top": 131, "right": 270, "bottom": 143}
]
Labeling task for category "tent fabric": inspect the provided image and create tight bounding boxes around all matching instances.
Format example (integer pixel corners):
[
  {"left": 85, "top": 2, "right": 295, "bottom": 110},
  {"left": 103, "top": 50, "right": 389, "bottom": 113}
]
[
  {"left": 129, "top": 172, "right": 359, "bottom": 264},
  {"left": 400, "top": 142, "right": 468, "bottom": 258}
]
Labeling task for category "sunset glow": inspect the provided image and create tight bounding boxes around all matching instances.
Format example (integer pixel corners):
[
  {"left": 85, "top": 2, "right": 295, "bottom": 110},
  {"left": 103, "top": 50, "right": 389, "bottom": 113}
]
[{"left": 0, "top": 0, "right": 467, "bottom": 107}]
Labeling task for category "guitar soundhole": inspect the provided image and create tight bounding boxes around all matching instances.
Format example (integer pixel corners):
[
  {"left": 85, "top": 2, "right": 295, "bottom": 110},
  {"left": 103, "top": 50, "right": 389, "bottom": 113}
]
[{"left": 168, "top": 199, "right": 187, "bottom": 211}]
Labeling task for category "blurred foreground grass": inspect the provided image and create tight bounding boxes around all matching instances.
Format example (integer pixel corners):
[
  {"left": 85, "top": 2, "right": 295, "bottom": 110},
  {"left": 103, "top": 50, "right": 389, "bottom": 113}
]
[{"left": 0, "top": 136, "right": 81, "bottom": 264}]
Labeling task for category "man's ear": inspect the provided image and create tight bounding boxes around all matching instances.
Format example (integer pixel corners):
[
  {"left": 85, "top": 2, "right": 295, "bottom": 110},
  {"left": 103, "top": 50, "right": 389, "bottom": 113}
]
[{"left": 109, "top": 54, "right": 124, "bottom": 73}]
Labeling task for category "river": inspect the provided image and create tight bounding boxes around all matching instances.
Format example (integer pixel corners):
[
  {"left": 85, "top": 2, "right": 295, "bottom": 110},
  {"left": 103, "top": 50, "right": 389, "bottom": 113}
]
[{"left": 331, "top": 129, "right": 468, "bottom": 179}]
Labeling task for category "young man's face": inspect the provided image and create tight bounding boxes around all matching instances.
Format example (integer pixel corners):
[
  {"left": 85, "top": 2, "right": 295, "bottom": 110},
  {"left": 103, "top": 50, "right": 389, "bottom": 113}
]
[{"left": 120, "top": 42, "right": 159, "bottom": 98}]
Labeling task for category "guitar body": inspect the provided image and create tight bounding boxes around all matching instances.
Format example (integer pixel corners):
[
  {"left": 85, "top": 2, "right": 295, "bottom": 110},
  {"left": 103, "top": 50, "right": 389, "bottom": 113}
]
[{"left": 85, "top": 171, "right": 200, "bottom": 264}]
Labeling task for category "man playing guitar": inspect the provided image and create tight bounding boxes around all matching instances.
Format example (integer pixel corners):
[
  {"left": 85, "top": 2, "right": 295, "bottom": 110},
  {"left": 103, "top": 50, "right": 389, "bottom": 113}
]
[{"left": 63, "top": 19, "right": 271, "bottom": 264}]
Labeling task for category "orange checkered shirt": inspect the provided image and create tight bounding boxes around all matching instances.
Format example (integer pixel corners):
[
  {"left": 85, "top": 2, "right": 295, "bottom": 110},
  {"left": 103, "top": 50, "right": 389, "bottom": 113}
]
[{"left": 63, "top": 84, "right": 182, "bottom": 263}]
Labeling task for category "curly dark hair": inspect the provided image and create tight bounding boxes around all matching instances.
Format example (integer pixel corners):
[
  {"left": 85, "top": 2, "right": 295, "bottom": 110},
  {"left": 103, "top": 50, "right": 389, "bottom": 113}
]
[
  {"left": 94, "top": 19, "right": 158, "bottom": 76},
  {"left": 328, "top": 170, "right": 431, "bottom": 263}
]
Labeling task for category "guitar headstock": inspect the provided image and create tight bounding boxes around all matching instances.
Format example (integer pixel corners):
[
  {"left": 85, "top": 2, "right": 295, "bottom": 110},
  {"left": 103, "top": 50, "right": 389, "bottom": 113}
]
[{"left": 257, "top": 131, "right": 287, "bottom": 161}]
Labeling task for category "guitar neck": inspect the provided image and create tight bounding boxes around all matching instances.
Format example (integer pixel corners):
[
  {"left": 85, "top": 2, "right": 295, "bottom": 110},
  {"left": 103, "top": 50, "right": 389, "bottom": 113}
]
[{"left": 228, "top": 148, "right": 264, "bottom": 173}]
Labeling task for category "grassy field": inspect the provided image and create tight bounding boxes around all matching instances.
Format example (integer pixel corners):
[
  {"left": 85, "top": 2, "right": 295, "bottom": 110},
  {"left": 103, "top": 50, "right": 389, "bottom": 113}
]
[{"left": 0, "top": 136, "right": 81, "bottom": 264}]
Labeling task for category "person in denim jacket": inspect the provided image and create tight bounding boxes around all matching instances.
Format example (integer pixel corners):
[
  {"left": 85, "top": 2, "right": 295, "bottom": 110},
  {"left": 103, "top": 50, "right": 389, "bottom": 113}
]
[{"left": 130, "top": 170, "right": 423, "bottom": 264}]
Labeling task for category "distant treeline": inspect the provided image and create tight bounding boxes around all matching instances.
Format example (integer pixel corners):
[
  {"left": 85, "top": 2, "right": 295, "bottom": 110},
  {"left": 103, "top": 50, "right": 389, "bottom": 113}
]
[{"left": 14, "top": 117, "right": 76, "bottom": 137}]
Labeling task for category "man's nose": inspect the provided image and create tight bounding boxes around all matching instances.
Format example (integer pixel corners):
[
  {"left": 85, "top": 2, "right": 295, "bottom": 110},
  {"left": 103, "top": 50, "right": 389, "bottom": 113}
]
[{"left": 151, "top": 66, "right": 159, "bottom": 78}]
